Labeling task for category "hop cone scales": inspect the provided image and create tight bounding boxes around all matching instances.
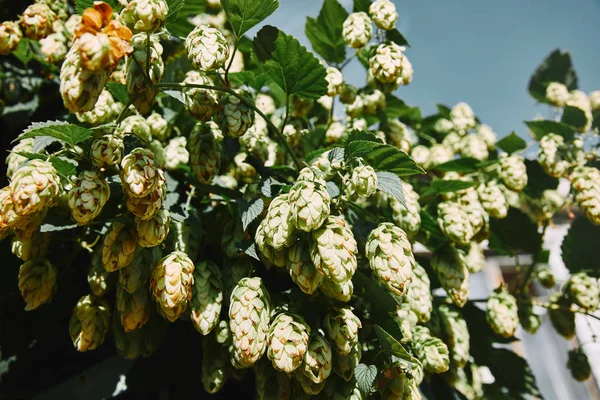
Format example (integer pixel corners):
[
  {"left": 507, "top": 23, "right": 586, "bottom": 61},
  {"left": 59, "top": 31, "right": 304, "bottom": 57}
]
[
  {"left": 310, "top": 216, "right": 358, "bottom": 284},
  {"left": 69, "top": 295, "right": 111, "bottom": 352},
  {"left": 190, "top": 260, "right": 224, "bottom": 335},
  {"left": 323, "top": 307, "right": 362, "bottom": 355},
  {"left": 150, "top": 251, "right": 195, "bottom": 322},
  {"left": 18, "top": 258, "right": 57, "bottom": 311},
  {"left": 267, "top": 312, "right": 311, "bottom": 373}
]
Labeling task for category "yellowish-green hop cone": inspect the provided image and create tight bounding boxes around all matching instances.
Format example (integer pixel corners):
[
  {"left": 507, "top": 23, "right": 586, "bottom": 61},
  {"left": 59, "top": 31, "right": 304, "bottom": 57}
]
[
  {"left": 185, "top": 25, "right": 229, "bottom": 71},
  {"left": 190, "top": 260, "right": 223, "bottom": 335},
  {"left": 60, "top": 47, "right": 108, "bottom": 113},
  {"left": 464, "top": 242, "right": 485, "bottom": 274},
  {"left": 255, "top": 220, "right": 288, "bottom": 268},
  {"left": 310, "top": 216, "right": 358, "bottom": 284},
  {"left": 260, "top": 194, "right": 298, "bottom": 250},
  {"left": 67, "top": 170, "right": 110, "bottom": 225},
  {"left": 567, "top": 348, "right": 592, "bottom": 382},
  {"left": 378, "top": 369, "right": 406, "bottom": 400},
  {"left": 369, "top": 42, "right": 404, "bottom": 83},
  {"left": 566, "top": 272, "right": 600, "bottom": 311},
  {"left": 202, "top": 333, "right": 231, "bottom": 393},
  {"left": 164, "top": 137, "right": 189, "bottom": 170},
  {"left": 526, "top": 189, "right": 565, "bottom": 222},
  {"left": 350, "top": 164, "right": 378, "bottom": 197},
  {"left": 111, "top": 311, "right": 143, "bottom": 359},
  {"left": 39, "top": 32, "right": 67, "bottom": 63},
  {"left": 320, "top": 277, "right": 354, "bottom": 302},
  {"left": 267, "top": 312, "right": 311, "bottom": 373},
  {"left": 323, "top": 307, "right": 362, "bottom": 355},
  {"left": 498, "top": 153, "right": 528, "bottom": 192},
  {"left": 460, "top": 135, "right": 489, "bottom": 161},
  {"left": 389, "top": 183, "right": 421, "bottom": 241},
  {"left": 69, "top": 294, "right": 111, "bottom": 352},
  {"left": 486, "top": 287, "right": 519, "bottom": 338},
  {"left": 126, "top": 183, "right": 165, "bottom": 220},
  {"left": 76, "top": 89, "right": 121, "bottom": 126},
  {"left": 102, "top": 220, "right": 138, "bottom": 272},
  {"left": 369, "top": 0, "right": 398, "bottom": 30},
  {"left": 6, "top": 138, "right": 34, "bottom": 179},
  {"left": 126, "top": 34, "right": 164, "bottom": 114},
  {"left": 120, "top": 0, "right": 168, "bottom": 32},
  {"left": 538, "top": 133, "right": 570, "bottom": 178},
  {"left": 325, "top": 67, "right": 343, "bottom": 97},
  {"left": 365, "top": 222, "right": 415, "bottom": 296},
  {"left": 342, "top": 12, "right": 372, "bottom": 49},
  {"left": 301, "top": 333, "right": 332, "bottom": 384},
  {"left": 188, "top": 121, "right": 223, "bottom": 184},
  {"left": 286, "top": 240, "right": 323, "bottom": 295},
  {"left": 218, "top": 91, "right": 255, "bottom": 138},
  {"left": 222, "top": 257, "right": 253, "bottom": 299},
  {"left": 183, "top": 71, "right": 221, "bottom": 121},
  {"left": 120, "top": 148, "right": 165, "bottom": 198},
  {"left": 117, "top": 114, "right": 152, "bottom": 141},
  {"left": 150, "top": 251, "right": 195, "bottom": 322},
  {"left": 437, "top": 201, "right": 474, "bottom": 246},
  {"left": 91, "top": 134, "right": 124, "bottom": 168},
  {"left": 294, "top": 370, "right": 326, "bottom": 396},
  {"left": 456, "top": 190, "right": 488, "bottom": 242},
  {"left": 412, "top": 326, "right": 450, "bottom": 374},
  {"left": 136, "top": 209, "right": 170, "bottom": 247},
  {"left": 10, "top": 159, "right": 61, "bottom": 216},
  {"left": 20, "top": 3, "right": 57, "bottom": 40},
  {"left": 229, "top": 277, "right": 271, "bottom": 368},
  {"left": 395, "top": 302, "right": 418, "bottom": 342},
  {"left": 11, "top": 230, "right": 50, "bottom": 261},
  {"left": 88, "top": 249, "right": 115, "bottom": 296},
  {"left": 117, "top": 285, "right": 150, "bottom": 332},
  {"left": 333, "top": 341, "right": 361, "bottom": 381},
  {"left": 0, "top": 21, "right": 22, "bottom": 55},
  {"left": 518, "top": 295, "right": 541, "bottom": 334},
  {"left": 18, "top": 258, "right": 57, "bottom": 311},
  {"left": 215, "top": 319, "right": 232, "bottom": 345},
  {"left": 570, "top": 166, "right": 600, "bottom": 225},
  {"left": 438, "top": 305, "right": 470, "bottom": 368},
  {"left": 146, "top": 112, "right": 168, "bottom": 141},
  {"left": 432, "top": 246, "right": 469, "bottom": 308},
  {"left": 7, "top": 208, "right": 46, "bottom": 243},
  {"left": 548, "top": 292, "right": 576, "bottom": 339},
  {"left": 255, "top": 358, "right": 292, "bottom": 400},
  {"left": 407, "top": 263, "right": 432, "bottom": 323}
]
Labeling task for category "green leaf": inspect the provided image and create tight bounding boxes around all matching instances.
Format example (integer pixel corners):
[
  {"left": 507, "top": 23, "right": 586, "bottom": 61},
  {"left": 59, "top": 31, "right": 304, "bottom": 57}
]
[
  {"left": 528, "top": 49, "right": 578, "bottom": 103},
  {"left": 106, "top": 82, "right": 128, "bottom": 104},
  {"left": 373, "top": 325, "right": 420, "bottom": 365},
  {"left": 524, "top": 120, "right": 576, "bottom": 141},
  {"left": 433, "top": 158, "right": 480, "bottom": 173},
  {"left": 166, "top": 0, "right": 186, "bottom": 22},
  {"left": 561, "top": 216, "right": 600, "bottom": 278},
  {"left": 49, "top": 156, "right": 78, "bottom": 179},
  {"left": 421, "top": 180, "right": 476, "bottom": 197},
  {"left": 229, "top": 71, "right": 269, "bottom": 91},
  {"left": 17, "top": 121, "right": 92, "bottom": 146},
  {"left": 222, "top": 0, "right": 280, "bottom": 38},
  {"left": 239, "top": 198, "right": 264, "bottom": 231},
  {"left": 593, "top": 110, "right": 600, "bottom": 132},
  {"left": 376, "top": 171, "right": 405, "bottom": 207},
  {"left": 328, "top": 147, "right": 345, "bottom": 163},
  {"left": 354, "top": 364, "right": 377, "bottom": 394},
  {"left": 353, "top": 0, "right": 371, "bottom": 12},
  {"left": 326, "top": 181, "right": 341, "bottom": 198},
  {"left": 418, "top": 209, "right": 447, "bottom": 247},
  {"left": 305, "top": 0, "right": 348, "bottom": 64},
  {"left": 386, "top": 29, "right": 410, "bottom": 47},
  {"left": 344, "top": 129, "right": 383, "bottom": 145},
  {"left": 165, "top": 0, "right": 204, "bottom": 36},
  {"left": 357, "top": 44, "right": 377, "bottom": 69},
  {"left": 345, "top": 140, "right": 425, "bottom": 177},
  {"left": 385, "top": 95, "right": 422, "bottom": 125},
  {"left": 522, "top": 159, "right": 558, "bottom": 198},
  {"left": 254, "top": 26, "right": 328, "bottom": 99},
  {"left": 486, "top": 348, "right": 542, "bottom": 398},
  {"left": 352, "top": 271, "right": 397, "bottom": 316},
  {"left": 496, "top": 132, "right": 526, "bottom": 154},
  {"left": 14, "top": 152, "right": 47, "bottom": 161},
  {"left": 489, "top": 209, "right": 541, "bottom": 255},
  {"left": 561, "top": 105, "right": 588, "bottom": 129}
]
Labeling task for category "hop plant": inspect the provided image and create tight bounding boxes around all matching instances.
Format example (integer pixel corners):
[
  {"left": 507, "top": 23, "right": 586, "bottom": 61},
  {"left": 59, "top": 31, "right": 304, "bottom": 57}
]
[
  {"left": 18, "top": 258, "right": 57, "bottom": 311},
  {"left": 229, "top": 277, "right": 271, "bottom": 368},
  {"left": 310, "top": 216, "right": 357, "bottom": 284},
  {"left": 259, "top": 194, "right": 298, "bottom": 250},
  {"left": 120, "top": 148, "right": 165, "bottom": 198},
  {"left": 255, "top": 359, "right": 292, "bottom": 400},
  {"left": 120, "top": 0, "right": 168, "bottom": 32},
  {"left": 119, "top": 247, "right": 160, "bottom": 294},
  {"left": 267, "top": 312, "right": 311, "bottom": 373},
  {"left": 91, "top": 134, "right": 124, "bottom": 168},
  {"left": 60, "top": 47, "right": 109, "bottom": 113},
  {"left": 76, "top": 89, "right": 121, "bottom": 125},
  {"left": 412, "top": 326, "right": 450, "bottom": 374},
  {"left": 185, "top": 25, "right": 229, "bottom": 72},
  {"left": 486, "top": 287, "right": 519, "bottom": 338},
  {"left": 570, "top": 166, "right": 600, "bottom": 225},
  {"left": 289, "top": 170, "right": 331, "bottom": 232},
  {"left": 190, "top": 260, "right": 223, "bottom": 335},
  {"left": 188, "top": 121, "right": 223, "bottom": 184},
  {"left": 333, "top": 342, "right": 361, "bottom": 381},
  {"left": 136, "top": 209, "right": 170, "bottom": 247},
  {"left": 389, "top": 183, "right": 421, "bottom": 241},
  {"left": 449, "top": 102, "right": 476, "bottom": 135},
  {"left": 116, "top": 285, "right": 150, "bottom": 332},
  {"left": 301, "top": 333, "right": 332, "bottom": 384},
  {"left": 460, "top": 135, "right": 488, "bottom": 161},
  {"left": 219, "top": 91, "right": 255, "bottom": 138},
  {"left": 10, "top": 159, "right": 61, "bottom": 217},
  {"left": 323, "top": 307, "right": 361, "bottom": 355},
  {"left": 365, "top": 222, "right": 415, "bottom": 296},
  {"left": 67, "top": 170, "right": 110, "bottom": 225},
  {"left": 39, "top": 32, "right": 67, "bottom": 63},
  {"left": 183, "top": 71, "right": 221, "bottom": 121},
  {"left": 102, "top": 220, "right": 138, "bottom": 272},
  {"left": 369, "top": 0, "right": 398, "bottom": 30},
  {"left": 518, "top": 296, "right": 541, "bottom": 334},
  {"left": 465, "top": 242, "right": 486, "bottom": 273},
  {"left": 432, "top": 246, "right": 469, "bottom": 308},
  {"left": 407, "top": 263, "right": 432, "bottom": 322},
  {"left": 163, "top": 137, "right": 189, "bottom": 170},
  {"left": 342, "top": 12, "right": 372, "bottom": 49},
  {"left": 546, "top": 82, "right": 570, "bottom": 106},
  {"left": 498, "top": 153, "right": 528, "bottom": 192},
  {"left": 437, "top": 201, "right": 474, "bottom": 246},
  {"left": 20, "top": 3, "right": 57, "bottom": 40},
  {"left": 126, "top": 184, "right": 166, "bottom": 220},
  {"left": 369, "top": 43, "right": 404, "bottom": 83},
  {"left": 255, "top": 221, "right": 288, "bottom": 268},
  {"left": 69, "top": 295, "right": 111, "bottom": 352},
  {"left": 438, "top": 305, "right": 470, "bottom": 368},
  {"left": 477, "top": 180, "right": 508, "bottom": 219},
  {"left": 566, "top": 272, "right": 600, "bottom": 311},
  {"left": 350, "top": 164, "right": 378, "bottom": 197},
  {"left": 538, "top": 133, "right": 570, "bottom": 178},
  {"left": 150, "top": 251, "right": 195, "bottom": 322},
  {"left": 325, "top": 67, "right": 344, "bottom": 97},
  {"left": 126, "top": 34, "right": 164, "bottom": 114},
  {"left": 6, "top": 138, "right": 34, "bottom": 180},
  {"left": 428, "top": 144, "right": 454, "bottom": 167},
  {"left": 567, "top": 348, "right": 592, "bottom": 381},
  {"left": 0, "top": 21, "right": 22, "bottom": 55},
  {"left": 286, "top": 240, "right": 323, "bottom": 295},
  {"left": 548, "top": 292, "right": 576, "bottom": 339}
]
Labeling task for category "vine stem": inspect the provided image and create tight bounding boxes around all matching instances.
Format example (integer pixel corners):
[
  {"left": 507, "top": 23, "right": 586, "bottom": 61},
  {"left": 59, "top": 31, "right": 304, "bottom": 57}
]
[
  {"left": 155, "top": 82, "right": 302, "bottom": 170},
  {"left": 223, "top": 40, "right": 238, "bottom": 86},
  {"left": 339, "top": 52, "right": 357, "bottom": 71}
]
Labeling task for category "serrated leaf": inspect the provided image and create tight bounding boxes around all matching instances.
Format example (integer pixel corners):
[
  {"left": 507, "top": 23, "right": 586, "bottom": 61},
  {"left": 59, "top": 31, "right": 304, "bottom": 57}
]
[
  {"left": 305, "top": 0, "right": 348, "bottom": 64},
  {"left": 163, "top": 90, "right": 186, "bottom": 104},
  {"left": 345, "top": 140, "right": 424, "bottom": 177},
  {"left": 239, "top": 240, "right": 260, "bottom": 261},
  {"left": 525, "top": 120, "right": 576, "bottom": 141},
  {"left": 561, "top": 105, "right": 588, "bottom": 129},
  {"left": 353, "top": 271, "right": 397, "bottom": 315},
  {"left": 326, "top": 181, "right": 340, "bottom": 198},
  {"left": 373, "top": 324, "right": 420, "bottom": 364},
  {"left": 528, "top": 49, "right": 577, "bottom": 103},
  {"left": 328, "top": 147, "right": 345, "bottom": 163},
  {"left": 106, "top": 82, "right": 128, "bottom": 104},
  {"left": 14, "top": 152, "right": 47, "bottom": 161},
  {"left": 75, "top": 0, "right": 117, "bottom": 14},
  {"left": 222, "top": 0, "right": 280, "bottom": 38},
  {"left": 166, "top": 0, "right": 186, "bottom": 22},
  {"left": 489, "top": 209, "right": 541, "bottom": 256},
  {"left": 165, "top": 0, "right": 204, "bottom": 36},
  {"left": 561, "top": 216, "right": 600, "bottom": 278},
  {"left": 486, "top": 348, "right": 542, "bottom": 398},
  {"left": 496, "top": 132, "right": 526, "bottom": 154},
  {"left": 522, "top": 159, "right": 558, "bottom": 198},
  {"left": 353, "top": 0, "right": 371, "bottom": 12},
  {"left": 33, "top": 136, "right": 59, "bottom": 153},
  {"left": 17, "top": 121, "right": 92, "bottom": 146},
  {"left": 354, "top": 364, "right": 377, "bottom": 394},
  {"left": 240, "top": 198, "right": 264, "bottom": 231},
  {"left": 386, "top": 29, "right": 410, "bottom": 47},
  {"left": 344, "top": 129, "right": 383, "bottom": 145},
  {"left": 49, "top": 156, "right": 77, "bottom": 179},
  {"left": 376, "top": 171, "right": 405, "bottom": 207},
  {"left": 254, "top": 26, "right": 327, "bottom": 99},
  {"left": 421, "top": 180, "right": 475, "bottom": 197},
  {"left": 385, "top": 94, "right": 422, "bottom": 125},
  {"left": 433, "top": 157, "right": 481, "bottom": 173}
]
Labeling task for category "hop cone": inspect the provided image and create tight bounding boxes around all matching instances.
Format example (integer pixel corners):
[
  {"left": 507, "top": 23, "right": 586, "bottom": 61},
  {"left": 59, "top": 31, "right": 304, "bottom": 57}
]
[
  {"left": 320, "top": 278, "right": 354, "bottom": 302},
  {"left": 567, "top": 349, "right": 592, "bottom": 381},
  {"left": 289, "top": 175, "right": 331, "bottom": 232},
  {"left": 538, "top": 133, "right": 569, "bottom": 178},
  {"left": 477, "top": 180, "right": 508, "bottom": 219},
  {"left": 164, "top": 137, "right": 189, "bottom": 170},
  {"left": 202, "top": 334, "right": 231, "bottom": 393},
  {"left": 126, "top": 184, "right": 165, "bottom": 220},
  {"left": 460, "top": 135, "right": 489, "bottom": 161},
  {"left": 188, "top": 121, "right": 223, "bottom": 184},
  {"left": 465, "top": 242, "right": 485, "bottom": 274},
  {"left": 190, "top": 260, "right": 223, "bottom": 335},
  {"left": 370, "top": 42, "right": 404, "bottom": 83},
  {"left": 76, "top": 89, "right": 120, "bottom": 125},
  {"left": 150, "top": 251, "right": 195, "bottom": 322},
  {"left": 91, "top": 134, "right": 124, "bottom": 168},
  {"left": 120, "top": 148, "right": 165, "bottom": 198},
  {"left": 18, "top": 258, "right": 57, "bottom": 311},
  {"left": 570, "top": 166, "right": 600, "bottom": 225},
  {"left": 60, "top": 47, "right": 108, "bottom": 113},
  {"left": 369, "top": 0, "right": 398, "bottom": 30},
  {"left": 333, "top": 342, "right": 361, "bottom": 381},
  {"left": 260, "top": 194, "right": 298, "bottom": 250},
  {"left": 326, "top": 67, "right": 344, "bottom": 96},
  {"left": 365, "top": 222, "right": 415, "bottom": 296},
  {"left": 295, "top": 370, "right": 326, "bottom": 395},
  {"left": 518, "top": 296, "right": 541, "bottom": 334},
  {"left": 215, "top": 319, "right": 232, "bottom": 345},
  {"left": 69, "top": 295, "right": 111, "bottom": 352},
  {"left": 255, "top": 359, "right": 292, "bottom": 400},
  {"left": 6, "top": 138, "right": 34, "bottom": 180},
  {"left": 267, "top": 312, "right": 311, "bottom": 373},
  {"left": 437, "top": 201, "right": 474, "bottom": 246},
  {"left": 566, "top": 272, "right": 600, "bottom": 310},
  {"left": 486, "top": 288, "right": 519, "bottom": 338},
  {"left": 185, "top": 25, "right": 229, "bottom": 71},
  {"left": 39, "top": 31, "right": 67, "bottom": 63},
  {"left": 88, "top": 249, "right": 115, "bottom": 296},
  {"left": 407, "top": 263, "right": 432, "bottom": 323},
  {"left": 342, "top": 12, "right": 372, "bottom": 48},
  {"left": 395, "top": 303, "right": 418, "bottom": 342},
  {"left": 67, "top": 170, "right": 110, "bottom": 225},
  {"left": 350, "top": 165, "right": 379, "bottom": 197},
  {"left": 117, "top": 114, "right": 152, "bottom": 141},
  {"left": 136, "top": 209, "right": 170, "bottom": 247},
  {"left": 438, "top": 305, "right": 470, "bottom": 368},
  {"left": 432, "top": 246, "right": 469, "bottom": 308},
  {"left": 11, "top": 230, "right": 50, "bottom": 261},
  {"left": 117, "top": 285, "right": 150, "bottom": 332},
  {"left": 102, "top": 221, "right": 138, "bottom": 272},
  {"left": 147, "top": 112, "right": 168, "bottom": 141},
  {"left": 0, "top": 21, "right": 22, "bottom": 55},
  {"left": 219, "top": 91, "right": 254, "bottom": 138},
  {"left": 310, "top": 216, "right": 358, "bottom": 284},
  {"left": 499, "top": 154, "right": 528, "bottom": 192},
  {"left": 286, "top": 240, "right": 323, "bottom": 295},
  {"left": 126, "top": 34, "right": 164, "bottom": 113},
  {"left": 389, "top": 183, "right": 421, "bottom": 241},
  {"left": 255, "top": 221, "right": 288, "bottom": 268},
  {"left": 229, "top": 277, "right": 271, "bottom": 368},
  {"left": 120, "top": 0, "right": 168, "bottom": 32},
  {"left": 323, "top": 307, "right": 362, "bottom": 355},
  {"left": 183, "top": 71, "right": 220, "bottom": 121},
  {"left": 548, "top": 292, "right": 576, "bottom": 339},
  {"left": 10, "top": 159, "right": 61, "bottom": 216},
  {"left": 112, "top": 306, "right": 168, "bottom": 359},
  {"left": 428, "top": 144, "right": 454, "bottom": 167},
  {"left": 172, "top": 213, "right": 202, "bottom": 261},
  {"left": 20, "top": 3, "right": 56, "bottom": 40},
  {"left": 412, "top": 326, "right": 450, "bottom": 374}
]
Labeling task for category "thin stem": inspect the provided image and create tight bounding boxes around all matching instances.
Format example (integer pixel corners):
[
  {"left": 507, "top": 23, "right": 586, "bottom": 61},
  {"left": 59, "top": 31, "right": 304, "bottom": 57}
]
[
  {"left": 184, "top": 185, "right": 196, "bottom": 212},
  {"left": 145, "top": 32, "right": 151, "bottom": 82},
  {"left": 280, "top": 94, "right": 290, "bottom": 132},
  {"left": 155, "top": 82, "right": 302, "bottom": 169},
  {"left": 224, "top": 40, "right": 239, "bottom": 86},
  {"left": 339, "top": 52, "right": 357, "bottom": 71},
  {"left": 115, "top": 99, "right": 134, "bottom": 127}
]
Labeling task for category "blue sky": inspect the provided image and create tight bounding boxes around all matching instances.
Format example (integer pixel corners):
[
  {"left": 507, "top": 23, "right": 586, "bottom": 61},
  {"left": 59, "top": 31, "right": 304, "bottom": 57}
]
[{"left": 259, "top": 0, "right": 600, "bottom": 139}]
